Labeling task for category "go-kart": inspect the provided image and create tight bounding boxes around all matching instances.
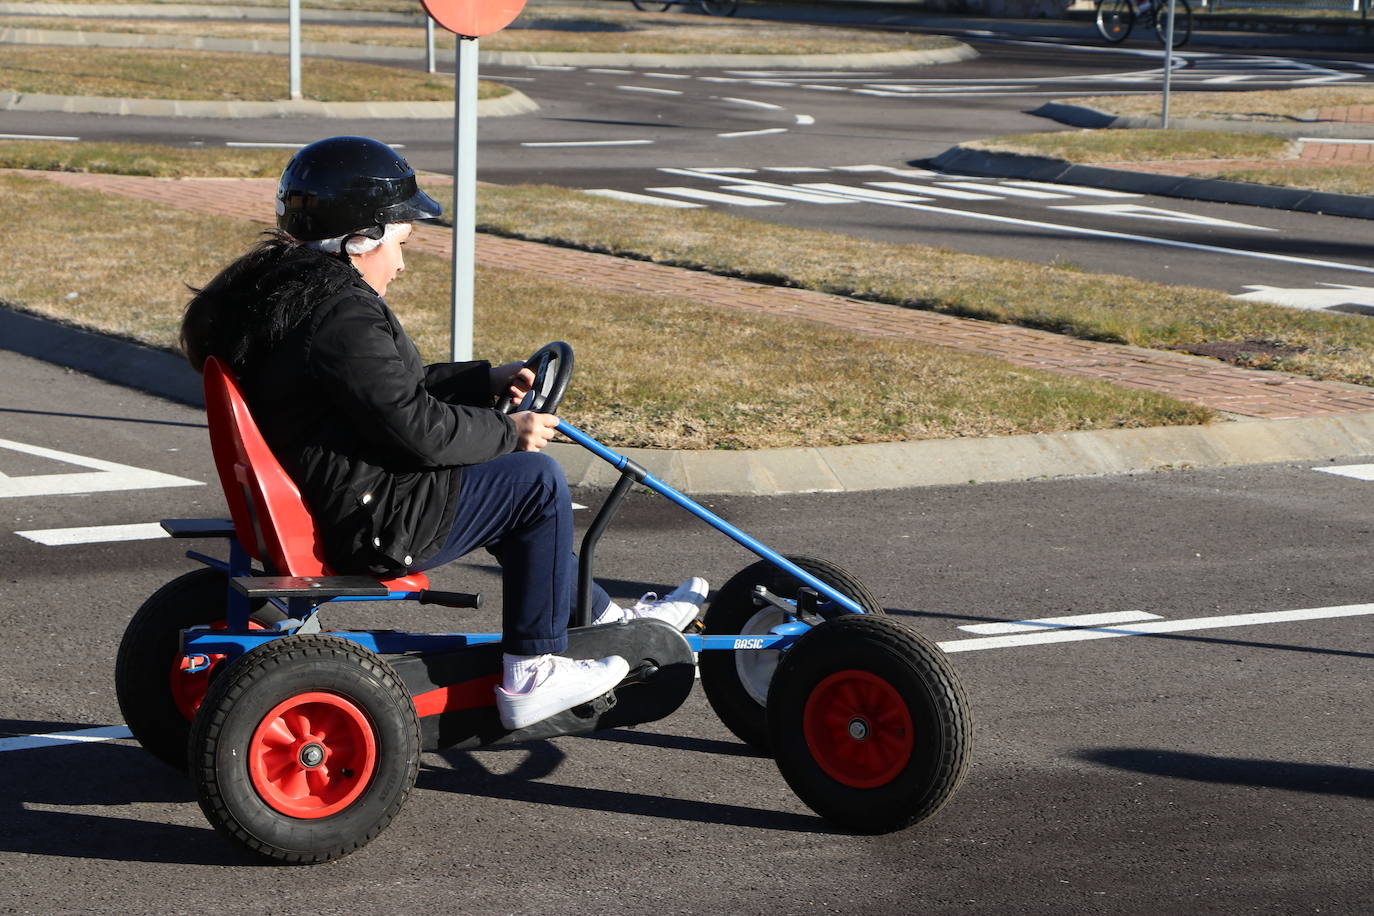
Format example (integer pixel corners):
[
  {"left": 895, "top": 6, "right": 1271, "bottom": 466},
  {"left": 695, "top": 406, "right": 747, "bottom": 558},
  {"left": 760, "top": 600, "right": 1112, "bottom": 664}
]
[{"left": 114, "top": 342, "right": 972, "bottom": 864}]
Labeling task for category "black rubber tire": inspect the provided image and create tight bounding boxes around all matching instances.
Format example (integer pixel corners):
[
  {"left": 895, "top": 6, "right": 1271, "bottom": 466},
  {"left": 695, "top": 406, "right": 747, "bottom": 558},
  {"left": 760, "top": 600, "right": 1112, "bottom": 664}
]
[
  {"left": 699, "top": 556, "right": 884, "bottom": 753},
  {"left": 190, "top": 634, "right": 420, "bottom": 865},
  {"left": 1095, "top": 0, "right": 1134, "bottom": 43},
  {"left": 1152, "top": 0, "right": 1191, "bottom": 48},
  {"left": 115, "top": 567, "right": 283, "bottom": 771},
  {"left": 631, "top": 0, "right": 673, "bottom": 10},
  {"left": 767, "top": 615, "right": 971, "bottom": 834},
  {"left": 700, "top": 0, "right": 739, "bottom": 15}
]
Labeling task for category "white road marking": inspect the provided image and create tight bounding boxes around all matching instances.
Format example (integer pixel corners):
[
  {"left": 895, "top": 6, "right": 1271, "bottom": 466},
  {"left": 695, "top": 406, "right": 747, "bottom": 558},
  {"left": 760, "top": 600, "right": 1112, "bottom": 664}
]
[
  {"left": 17, "top": 523, "right": 169, "bottom": 546},
  {"left": 942, "top": 181, "right": 1072, "bottom": 199},
  {"left": 647, "top": 186, "right": 783, "bottom": 206},
  {"left": 644, "top": 72, "right": 691, "bottom": 80},
  {"left": 959, "top": 611, "right": 1163, "bottom": 634},
  {"left": 796, "top": 182, "right": 934, "bottom": 202},
  {"left": 683, "top": 167, "right": 758, "bottom": 174},
  {"left": 868, "top": 180, "right": 1002, "bottom": 201},
  {"left": 723, "top": 184, "right": 857, "bottom": 204},
  {"left": 1232, "top": 283, "right": 1374, "bottom": 311},
  {"left": 1002, "top": 180, "right": 1140, "bottom": 198},
  {"left": 0, "top": 132, "right": 79, "bottom": 141},
  {"left": 802, "top": 84, "right": 846, "bottom": 91},
  {"left": 834, "top": 165, "right": 940, "bottom": 178},
  {"left": 587, "top": 68, "right": 632, "bottom": 74},
  {"left": 1313, "top": 464, "right": 1374, "bottom": 481},
  {"left": 719, "top": 97, "right": 785, "bottom": 110},
  {"left": 659, "top": 169, "right": 1374, "bottom": 275},
  {"left": 938, "top": 603, "right": 1374, "bottom": 653},
  {"left": 1052, "top": 203, "right": 1275, "bottom": 232},
  {"left": 764, "top": 166, "right": 829, "bottom": 173},
  {"left": 717, "top": 128, "right": 788, "bottom": 138},
  {"left": 521, "top": 139, "right": 654, "bottom": 147},
  {"left": 584, "top": 189, "right": 701, "bottom": 208},
  {"left": 0, "top": 725, "right": 132, "bottom": 753},
  {"left": 795, "top": 114, "right": 815, "bottom": 125},
  {"left": 616, "top": 85, "right": 683, "bottom": 96},
  {"left": 0, "top": 439, "right": 202, "bottom": 498}
]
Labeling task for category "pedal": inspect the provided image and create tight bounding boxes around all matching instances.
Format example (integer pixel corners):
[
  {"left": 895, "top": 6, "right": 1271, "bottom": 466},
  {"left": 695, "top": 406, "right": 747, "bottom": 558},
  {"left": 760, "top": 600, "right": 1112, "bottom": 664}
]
[{"left": 572, "top": 690, "right": 618, "bottom": 718}]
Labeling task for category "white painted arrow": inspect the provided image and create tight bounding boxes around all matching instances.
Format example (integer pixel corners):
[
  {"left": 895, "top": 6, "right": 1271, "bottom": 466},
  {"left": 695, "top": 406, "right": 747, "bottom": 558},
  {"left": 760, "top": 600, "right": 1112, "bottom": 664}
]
[
  {"left": 1052, "top": 203, "right": 1275, "bottom": 232},
  {"left": 1232, "top": 283, "right": 1374, "bottom": 311},
  {"left": 0, "top": 438, "right": 202, "bottom": 498}
]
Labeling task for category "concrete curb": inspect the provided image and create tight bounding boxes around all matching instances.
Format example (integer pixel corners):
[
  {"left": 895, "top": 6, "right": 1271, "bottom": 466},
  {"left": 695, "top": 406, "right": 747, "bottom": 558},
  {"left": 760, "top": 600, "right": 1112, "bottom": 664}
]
[
  {"left": 0, "top": 26, "right": 977, "bottom": 72},
  {"left": 7, "top": 303, "right": 1374, "bottom": 495},
  {"left": 0, "top": 86, "right": 538, "bottom": 120},
  {"left": 929, "top": 145, "right": 1374, "bottom": 222},
  {"left": 1033, "top": 100, "right": 1374, "bottom": 141}
]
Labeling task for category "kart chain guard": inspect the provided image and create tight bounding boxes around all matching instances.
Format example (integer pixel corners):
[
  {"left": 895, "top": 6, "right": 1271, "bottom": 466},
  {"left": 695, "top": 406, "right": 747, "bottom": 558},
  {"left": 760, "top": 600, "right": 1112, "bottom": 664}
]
[{"left": 389, "top": 618, "right": 696, "bottom": 751}]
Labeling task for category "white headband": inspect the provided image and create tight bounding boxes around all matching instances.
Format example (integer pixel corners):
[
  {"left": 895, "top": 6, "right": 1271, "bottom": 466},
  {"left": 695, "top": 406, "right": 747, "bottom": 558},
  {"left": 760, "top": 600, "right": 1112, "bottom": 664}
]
[{"left": 306, "top": 221, "right": 411, "bottom": 256}]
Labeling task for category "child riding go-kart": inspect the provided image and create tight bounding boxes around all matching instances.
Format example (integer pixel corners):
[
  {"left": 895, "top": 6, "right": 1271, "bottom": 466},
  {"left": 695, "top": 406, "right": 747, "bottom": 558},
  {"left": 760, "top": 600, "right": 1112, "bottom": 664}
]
[{"left": 114, "top": 340, "right": 973, "bottom": 864}]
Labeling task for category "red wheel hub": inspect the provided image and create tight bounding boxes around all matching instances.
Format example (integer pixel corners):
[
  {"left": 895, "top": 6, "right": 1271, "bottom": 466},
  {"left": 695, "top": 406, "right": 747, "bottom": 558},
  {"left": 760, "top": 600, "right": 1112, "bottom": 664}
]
[
  {"left": 802, "top": 669, "right": 913, "bottom": 789},
  {"left": 248, "top": 691, "right": 377, "bottom": 819},
  {"left": 170, "top": 619, "right": 267, "bottom": 721}
]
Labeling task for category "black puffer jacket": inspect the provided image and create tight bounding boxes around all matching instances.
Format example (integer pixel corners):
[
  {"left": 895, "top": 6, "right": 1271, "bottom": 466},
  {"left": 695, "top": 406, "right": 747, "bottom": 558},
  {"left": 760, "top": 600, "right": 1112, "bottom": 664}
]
[{"left": 185, "top": 238, "right": 516, "bottom": 575}]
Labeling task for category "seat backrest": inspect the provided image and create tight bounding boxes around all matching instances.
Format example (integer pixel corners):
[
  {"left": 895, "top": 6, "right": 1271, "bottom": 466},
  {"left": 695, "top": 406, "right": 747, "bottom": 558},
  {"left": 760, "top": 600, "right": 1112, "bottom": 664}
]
[{"left": 203, "top": 356, "right": 330, "bottom": 578}]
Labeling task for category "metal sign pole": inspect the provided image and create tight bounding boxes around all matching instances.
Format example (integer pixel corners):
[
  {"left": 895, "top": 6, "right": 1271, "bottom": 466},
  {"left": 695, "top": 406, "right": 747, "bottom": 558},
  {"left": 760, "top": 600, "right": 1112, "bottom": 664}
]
[
  {"left": 449, "top": 35, "right": 478, "bottom": 363},
  {"left": 1160, "top": 0, "right": 1177, "bottom": 129},
  {"left": 288, "top": 0, "right": 302, "bottom": 100},
  {"left": 425, "top": 18, "right": 436, "bottom": 73}
]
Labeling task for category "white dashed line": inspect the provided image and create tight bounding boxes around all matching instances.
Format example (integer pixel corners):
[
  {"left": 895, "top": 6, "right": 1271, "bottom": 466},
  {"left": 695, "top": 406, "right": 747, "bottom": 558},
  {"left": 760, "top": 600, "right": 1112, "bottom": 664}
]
[
  {"left": 647, "top": 186, "right": 783, "bottom": 206},
  {"left": 521, "top": 139, "right": 655, "bottom": 147},
  {"left": 616, "top": 85, "right": 684, "bottom": 96},
  {"left": 17, "top": 523, "right": 169, "bottom": 546},
  {"left": 584, "top": 189, "right": 701, "bottom": 208},
  {"left": 719, "top": 97, "right": 785, "bottom": 110},
  {"left": 716, "top": 128, "right": 788, "bottom": 138}
]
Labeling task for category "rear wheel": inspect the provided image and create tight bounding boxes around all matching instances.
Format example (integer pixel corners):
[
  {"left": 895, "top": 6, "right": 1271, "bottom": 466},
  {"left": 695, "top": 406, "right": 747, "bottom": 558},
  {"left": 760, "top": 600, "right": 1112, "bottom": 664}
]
[
  {"left": 630, "top": 0, "right": 673, "bottom": 10},
  {"left": 700, "top": 0, "right": 739, "bottom": 15},
  {"left": 767, "top": 615, "right": 971, "bottom": 833},
  {"left": 699, "top": 556, "right": 884, "bottom": 752},
  {"left": 1152, "top": 0, "right": 1191, "bottom": 48},
  {"left": 190, "top": 634, "right": 420, "bottom": 864},
  {"left": 1095, "top": 0, "right": 1135, "bottom": 43},
  {"left": 115, "top": 568, "right": 283, "bottom": 771}
]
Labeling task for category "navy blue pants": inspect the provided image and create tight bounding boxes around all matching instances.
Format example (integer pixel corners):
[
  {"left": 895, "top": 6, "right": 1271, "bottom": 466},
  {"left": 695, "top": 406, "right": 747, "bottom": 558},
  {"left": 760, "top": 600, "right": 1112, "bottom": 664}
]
[{"left": 413, "top": 451, "right": 610, "bottom": 656}]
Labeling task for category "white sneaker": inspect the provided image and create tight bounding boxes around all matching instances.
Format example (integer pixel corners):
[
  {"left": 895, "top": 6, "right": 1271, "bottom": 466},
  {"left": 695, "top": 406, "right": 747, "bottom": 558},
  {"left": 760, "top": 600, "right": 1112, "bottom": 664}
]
[
  {"left": 494, "top": 654, "right": 630, "bottom": 730},
  {"left": 596, "top": 576, "right": 708, "bottom": 631}
]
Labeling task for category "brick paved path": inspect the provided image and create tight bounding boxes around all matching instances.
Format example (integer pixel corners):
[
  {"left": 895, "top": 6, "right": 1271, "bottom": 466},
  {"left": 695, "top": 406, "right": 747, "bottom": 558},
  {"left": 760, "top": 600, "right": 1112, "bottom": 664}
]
[{"left": 27, "top": 170, "right": 1374, "bottom": 420}]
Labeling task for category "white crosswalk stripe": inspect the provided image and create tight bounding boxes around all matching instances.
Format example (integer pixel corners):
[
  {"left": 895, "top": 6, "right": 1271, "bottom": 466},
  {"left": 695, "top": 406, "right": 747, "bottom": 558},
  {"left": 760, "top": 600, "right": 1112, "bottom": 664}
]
[{"left": 648, "top": 186, "right": 783, "bottom": 206}]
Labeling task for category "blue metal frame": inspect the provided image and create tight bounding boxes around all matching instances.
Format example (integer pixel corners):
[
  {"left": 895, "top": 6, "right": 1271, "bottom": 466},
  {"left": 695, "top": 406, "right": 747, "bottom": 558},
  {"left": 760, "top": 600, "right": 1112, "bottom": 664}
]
[{"left": 180, "top": 417, "right": 867, "bottom": 666}]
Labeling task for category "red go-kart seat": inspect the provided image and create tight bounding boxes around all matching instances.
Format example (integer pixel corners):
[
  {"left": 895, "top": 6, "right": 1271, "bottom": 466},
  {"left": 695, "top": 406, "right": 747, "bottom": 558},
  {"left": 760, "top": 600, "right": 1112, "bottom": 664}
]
[{"left": 201, "top": 356, "right": 429, "bottom": 592}]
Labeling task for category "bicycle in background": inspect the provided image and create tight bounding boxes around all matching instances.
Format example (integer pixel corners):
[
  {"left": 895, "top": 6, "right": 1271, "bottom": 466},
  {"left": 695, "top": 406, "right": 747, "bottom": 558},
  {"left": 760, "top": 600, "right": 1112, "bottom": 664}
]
[
  {"left": 1095, "top": 0, "right": 1192, "bottom": 47},
  {"left": 631, "top": 0, "right": 740, "bottom": 16}
]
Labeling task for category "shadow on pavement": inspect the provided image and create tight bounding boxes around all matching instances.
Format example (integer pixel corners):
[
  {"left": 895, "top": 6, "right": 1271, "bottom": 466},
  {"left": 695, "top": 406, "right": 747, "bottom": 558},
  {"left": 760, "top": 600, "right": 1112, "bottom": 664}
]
[
  {"left": 1077, "top": 747, "right": 1374, "bottom": 799},
  {"left": 0, "top": 720, "right": 248, "bottom": 865},
  {"left": 422, "top": 742, "right": 832, "bottom": 833}
]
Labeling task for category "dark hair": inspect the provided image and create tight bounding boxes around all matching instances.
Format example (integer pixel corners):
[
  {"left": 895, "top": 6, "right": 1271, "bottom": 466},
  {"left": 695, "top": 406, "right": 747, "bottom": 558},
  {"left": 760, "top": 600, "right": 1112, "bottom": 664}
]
[{"left": 181, "top": 231, "right": 357, "bottom": 373}]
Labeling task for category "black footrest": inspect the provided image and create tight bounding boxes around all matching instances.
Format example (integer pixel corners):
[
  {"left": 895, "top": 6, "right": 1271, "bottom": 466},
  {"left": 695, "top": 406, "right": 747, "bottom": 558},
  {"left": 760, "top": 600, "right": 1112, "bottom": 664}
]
[
  {"left": 232, "top": 575, "right": 390, "bottom": 599},
  {"left": 161, "top": 518, "right": 236, "bottom": 538}
]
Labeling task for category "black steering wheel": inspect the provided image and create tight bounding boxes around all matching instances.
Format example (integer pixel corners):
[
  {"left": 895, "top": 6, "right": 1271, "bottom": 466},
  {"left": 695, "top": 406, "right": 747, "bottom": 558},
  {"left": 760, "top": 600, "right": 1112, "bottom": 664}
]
[{"left": 495, "top": 341, "right": 574, "bottom": 415}]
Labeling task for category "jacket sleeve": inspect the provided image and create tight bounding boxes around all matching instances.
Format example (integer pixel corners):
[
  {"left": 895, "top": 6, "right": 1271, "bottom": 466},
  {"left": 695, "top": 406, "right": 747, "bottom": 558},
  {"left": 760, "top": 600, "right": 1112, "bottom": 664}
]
[
  {"left": 307, "top": 294, "right": 517, "bottom": 468},
  {"left": 424, "top": 360, "right": 497, "bottom": 407}
]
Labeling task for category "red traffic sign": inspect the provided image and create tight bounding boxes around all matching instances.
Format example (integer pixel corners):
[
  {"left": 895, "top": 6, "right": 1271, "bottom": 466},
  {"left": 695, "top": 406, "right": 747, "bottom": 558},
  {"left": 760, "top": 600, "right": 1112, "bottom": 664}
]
[{"left": 421, "top": 0, "right": 526, "bottom": 38}]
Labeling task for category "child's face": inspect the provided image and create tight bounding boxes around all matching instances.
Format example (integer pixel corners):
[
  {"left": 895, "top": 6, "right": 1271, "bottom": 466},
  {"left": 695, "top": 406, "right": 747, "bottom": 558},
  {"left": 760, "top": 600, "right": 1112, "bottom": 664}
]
[{"left": 352, "top": 223, "right": 413, "bottom": 297}]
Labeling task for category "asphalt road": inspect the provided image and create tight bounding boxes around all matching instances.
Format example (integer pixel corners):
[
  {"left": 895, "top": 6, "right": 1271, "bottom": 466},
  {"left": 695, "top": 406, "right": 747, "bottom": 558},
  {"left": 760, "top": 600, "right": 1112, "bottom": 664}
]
[{"left": 2, "top": 349, "right": 1371, "bottom": 914}]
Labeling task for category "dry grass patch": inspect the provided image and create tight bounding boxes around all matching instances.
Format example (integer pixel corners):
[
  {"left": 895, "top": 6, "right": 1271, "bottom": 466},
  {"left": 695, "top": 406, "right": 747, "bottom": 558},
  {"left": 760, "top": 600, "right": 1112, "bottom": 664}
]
[
  {"left": 0, "top": 141, "right": 293, "bottom": 177},
  {"left": 0, "top": 46, "right": 503, "bottom": 102},
  {"left": 966, "top": 129, "right": 1295, "bottom": 163},
  {"left": 1057, "top": 86, "right": 1374, "bottom": 122},
  {"left": 0, "top": 9, "right": 957, "bottom": 56},
  {"left": 474, "top": 182, "right": 1374, "bottom": 387},
  {"left": 0, "top": 172, "right": 1210, "bottom": 449}
]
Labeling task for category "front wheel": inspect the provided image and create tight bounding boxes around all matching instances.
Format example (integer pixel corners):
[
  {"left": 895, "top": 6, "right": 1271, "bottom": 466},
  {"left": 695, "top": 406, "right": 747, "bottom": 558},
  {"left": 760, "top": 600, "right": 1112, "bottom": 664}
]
[
  {"left": 767, "top": 615, "right": 972, "bottom": 834},
  {"left": 1095, "top": 0, "right": 1134, "bottom": 43},
  {"left": 699, "top": 0, "right": 739, "bottom": 15},
  {"left": 699, "top": 556, "right": 884, "bottom": 753},
  {"left": 190, "top": 634, "right": 421, "bottom": 864},
  {"left": 1152, "top": 0, "right": 1191, "bottom": 48},
  {"left": 630, "top": 0, "right": 674, "bottom": 10}
]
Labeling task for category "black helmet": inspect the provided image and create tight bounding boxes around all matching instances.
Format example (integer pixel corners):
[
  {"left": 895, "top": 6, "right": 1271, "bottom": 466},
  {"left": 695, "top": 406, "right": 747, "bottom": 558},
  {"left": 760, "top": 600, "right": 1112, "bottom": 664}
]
[{"left": 276, "top": 136, "right": 442, "bottom": 242}]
